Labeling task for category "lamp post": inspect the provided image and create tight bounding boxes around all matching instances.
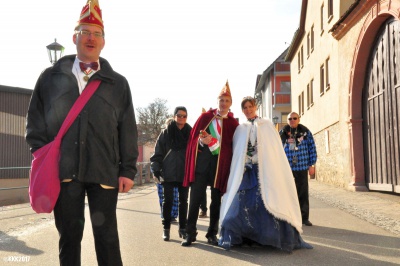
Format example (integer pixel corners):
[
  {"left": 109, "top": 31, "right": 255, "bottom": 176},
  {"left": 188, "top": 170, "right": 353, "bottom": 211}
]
[
  {"left": 46, "top": 39, "right": 64, "bottom": 65},
  {"left": 255, "top": 92, "right": 262, "bottom": 104},
  {"left": 272, "top": 116, "right": 279, "bottom": 131}
]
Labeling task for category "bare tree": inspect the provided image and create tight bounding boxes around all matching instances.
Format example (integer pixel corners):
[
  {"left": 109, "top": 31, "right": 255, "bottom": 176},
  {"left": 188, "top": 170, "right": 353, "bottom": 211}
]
[{"left": 136, "top": 98, "right": 172, "bottom": 145}]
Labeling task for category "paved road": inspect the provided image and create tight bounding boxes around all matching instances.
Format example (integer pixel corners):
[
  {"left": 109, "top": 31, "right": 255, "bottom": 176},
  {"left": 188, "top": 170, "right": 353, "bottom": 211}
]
[{"left": 1, "top": 181, "right": 399, "bottom": 265}]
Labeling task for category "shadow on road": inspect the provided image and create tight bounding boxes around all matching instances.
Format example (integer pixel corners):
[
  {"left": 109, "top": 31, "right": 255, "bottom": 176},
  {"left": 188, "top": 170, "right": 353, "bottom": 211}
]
[
  {"left": 170, "top": 225, "right": 400, "bottom": 266},
  {"left": 0, "top": 230, "right": 43, "bottom": 255}
]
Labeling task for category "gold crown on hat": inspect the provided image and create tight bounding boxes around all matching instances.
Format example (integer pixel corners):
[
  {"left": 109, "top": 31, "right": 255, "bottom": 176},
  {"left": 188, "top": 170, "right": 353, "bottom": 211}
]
[
  {"left": 219, "top": 80, "right": 232, "bottom": 99},
  {"left": 76, "top": 0, "right": 104, "bottom": 30}
]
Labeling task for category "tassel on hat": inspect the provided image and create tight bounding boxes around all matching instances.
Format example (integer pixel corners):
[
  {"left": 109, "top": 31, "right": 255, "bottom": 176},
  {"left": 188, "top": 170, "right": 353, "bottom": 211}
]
[
  {"left": 219, "top": 80, "right": 232, "bottom": 99},
  {"left": 76, "top": 0, "right": 104, "bottom": 30}
]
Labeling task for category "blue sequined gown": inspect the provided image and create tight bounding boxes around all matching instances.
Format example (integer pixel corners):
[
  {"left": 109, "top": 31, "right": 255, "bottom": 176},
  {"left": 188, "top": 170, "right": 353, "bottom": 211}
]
[{"left": 218, "top": 164, "right": 312, "bottom": 252}]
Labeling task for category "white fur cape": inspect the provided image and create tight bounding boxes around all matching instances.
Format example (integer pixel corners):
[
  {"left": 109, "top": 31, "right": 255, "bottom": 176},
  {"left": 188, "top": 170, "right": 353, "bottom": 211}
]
[{"left": 219, "top": 118, "right": 303, "bottom": 233}]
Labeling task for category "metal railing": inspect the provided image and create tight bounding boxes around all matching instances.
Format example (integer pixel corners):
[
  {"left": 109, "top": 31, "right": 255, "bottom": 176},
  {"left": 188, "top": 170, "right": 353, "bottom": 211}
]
[
  {"left": 0, "top": 167, "right": 30, "bottom": 191},
  {"left": 0, "top": 163, "right": 152, "bottom": 191}
]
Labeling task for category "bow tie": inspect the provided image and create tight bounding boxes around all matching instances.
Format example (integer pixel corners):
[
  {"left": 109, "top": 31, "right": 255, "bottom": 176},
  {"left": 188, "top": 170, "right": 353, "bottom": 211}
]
[{"left": 79, "top": 62, "right": 99, "bottom": 71}]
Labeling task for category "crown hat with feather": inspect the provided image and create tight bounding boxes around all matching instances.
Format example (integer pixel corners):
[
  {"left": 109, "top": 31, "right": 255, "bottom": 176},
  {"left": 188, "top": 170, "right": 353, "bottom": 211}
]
[
  {"left": 218, "top": 80, "right": 232, "bottom": 99},
  {"left": 75, "top": 0, "right": 104, "bottom": 30}
]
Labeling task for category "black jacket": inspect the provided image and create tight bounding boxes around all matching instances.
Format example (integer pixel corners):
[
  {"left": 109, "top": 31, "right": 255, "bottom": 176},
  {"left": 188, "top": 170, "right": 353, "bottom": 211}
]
[
  {"left": 26, "top": 55, "right": 138, "bottom": 187},
  {"left": 150, "top": 121, "right": 191, "bottom": 183}
]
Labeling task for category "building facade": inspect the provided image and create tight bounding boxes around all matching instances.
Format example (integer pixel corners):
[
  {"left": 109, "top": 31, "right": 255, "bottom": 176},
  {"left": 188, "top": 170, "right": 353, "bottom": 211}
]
[
  {"left": 0, "top": 85, "right": 32, "bottom": 205},
  {"left": 286, "top": 0, "right": 400, "bottom": 193},
  {"left": 255, "top": 48, "right": 291, "bottom": 130}
]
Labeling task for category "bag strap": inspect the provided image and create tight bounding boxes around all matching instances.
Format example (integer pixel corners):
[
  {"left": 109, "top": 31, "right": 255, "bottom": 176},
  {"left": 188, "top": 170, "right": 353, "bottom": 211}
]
[{"left": 55, "top": 80, "right": 101, "bottom": 140}]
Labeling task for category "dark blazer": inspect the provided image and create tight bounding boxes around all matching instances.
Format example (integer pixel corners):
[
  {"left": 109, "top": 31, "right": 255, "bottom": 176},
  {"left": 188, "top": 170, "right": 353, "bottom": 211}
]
[{"left": 26, "top": 55, "right": 138, "bottom": 188}]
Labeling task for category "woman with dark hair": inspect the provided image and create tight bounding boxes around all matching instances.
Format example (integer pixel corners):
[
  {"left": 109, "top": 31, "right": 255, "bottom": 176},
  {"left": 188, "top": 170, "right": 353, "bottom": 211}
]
[
  {"left": 150, "top": 107, "right": 192, "bottom": 241},
  {"left": 218, "top": 97, "right": 312, "bottom": 252}
]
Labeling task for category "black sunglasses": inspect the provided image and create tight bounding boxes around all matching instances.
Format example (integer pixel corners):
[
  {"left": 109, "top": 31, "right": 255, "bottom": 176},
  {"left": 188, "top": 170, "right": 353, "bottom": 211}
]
[
  {"left": 176, "top": 114, "right": 187, "bottom": 118},
  {"left": 288, "top": 117, "right": 298, "bottom": 121}
]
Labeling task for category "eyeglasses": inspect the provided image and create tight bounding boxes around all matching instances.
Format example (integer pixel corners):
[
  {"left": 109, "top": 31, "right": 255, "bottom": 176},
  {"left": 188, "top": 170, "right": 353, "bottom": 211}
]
[
  {"left": 76, "top": 30, "right": 104, "bottom": 38},
  {"left": 176, "top": 114, "right": 187, "bottom": 118},
  {"left": 288, "top": 117, "right": 298, "bottom": 121}
]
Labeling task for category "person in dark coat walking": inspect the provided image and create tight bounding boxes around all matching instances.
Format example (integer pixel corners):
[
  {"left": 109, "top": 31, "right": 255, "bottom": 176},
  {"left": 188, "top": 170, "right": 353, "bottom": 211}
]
[
  {"left": 25, "top": 1, "right": 138, "bottom": 265},
  {"left": 150, "top": 107, "right": 192, "bottom": 241}
]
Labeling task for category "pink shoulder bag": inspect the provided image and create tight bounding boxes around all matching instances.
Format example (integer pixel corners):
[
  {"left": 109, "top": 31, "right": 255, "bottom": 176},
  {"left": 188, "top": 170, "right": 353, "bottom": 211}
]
[{"left": 29, "top": 80, "right": 101, "bottom": 213}]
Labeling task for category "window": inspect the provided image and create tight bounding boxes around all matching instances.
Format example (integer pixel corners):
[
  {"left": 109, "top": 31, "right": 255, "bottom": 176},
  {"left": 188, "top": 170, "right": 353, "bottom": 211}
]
[
  {"left": 320, "top": 64, "right": 325, "bottom": 95},
  {"left": 320, "top": 4, "right": 324, "bottom": 35},
  {"left": 300, "top": 45, "right": 304, "bottom": 68},
  {"left": 307, "top": 33, "right": 310, "bottom": 58},
  {"left": 301, "top": 91, "right": 304, "bottom": 115},
  {"left": 298, "top": 52, "right": 301, "bottom": 72},
  {"left": 280, "top": 81, "right": 291, "bottom": 92},
  {"left": 325, "top": 57, "right": 330, "bottom": 90},
  {"left": 328, "top": 0, "right": 333, "bottom": 22},
  {"left": 311, "top": 25, "right": 314, "bottom": 52},
  {"left": 310, "top": 79, "right": 314, "bottom": 105},
  {"left": 307, "top": 79, "right": 314, "bottom": 108},
  {"left": 282, "top": 113, "right": 289, "bottom": 123},
  {"left": 298, "top": 94, "right": 301, "bottom": 115}
]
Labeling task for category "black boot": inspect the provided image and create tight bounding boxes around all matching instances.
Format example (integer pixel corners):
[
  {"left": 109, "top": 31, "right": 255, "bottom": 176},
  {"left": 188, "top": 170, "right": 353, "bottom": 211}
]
[
  {"left": 163, "top": 229, "right": 170, "bottom": 241},
  {"left": 178, "top": 228, "right": 187, "bottom": 239},
  {"left": 206, "top": 234, "right": 218, "bottom": 246},
  {"left": 181, "top": 232, "right": 197, "bottom": 246}
]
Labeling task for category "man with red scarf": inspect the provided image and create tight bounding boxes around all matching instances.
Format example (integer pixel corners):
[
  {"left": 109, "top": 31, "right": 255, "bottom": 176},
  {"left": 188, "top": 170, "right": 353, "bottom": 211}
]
[{"left": 181, "top": 81, "right": 239, "bottom": 246}]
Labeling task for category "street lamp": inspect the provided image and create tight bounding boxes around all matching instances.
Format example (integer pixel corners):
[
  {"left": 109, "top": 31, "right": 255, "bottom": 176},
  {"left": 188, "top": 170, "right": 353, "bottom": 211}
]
[
  {"left": 255, "top": 92, "right": 262, "bottom": 103},
  {"left": 46, "top": 39, "right": 64, "bottom": 65},
  {"left": 272, "top": 116, "right": 279, "bottom": 125}
]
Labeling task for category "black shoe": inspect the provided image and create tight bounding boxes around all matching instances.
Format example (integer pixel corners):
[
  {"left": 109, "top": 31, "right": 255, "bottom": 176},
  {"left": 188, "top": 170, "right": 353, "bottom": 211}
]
[
  {"left": 206, "top": 235, "right": 218, "bottom": 246},
  {"left": 171, "top": 218, "right": 178, "bottom": 223},
  {"left": 199, "top": 210, "right": 208, "bottom": 218},
  {"left": 163, "top": 229, "right": 170, "bottom": 241},
  {"left": 178, "top": 228, "right": 187, "bottom": 239},
  {"left": 181, "top": 232, "right": 197, "bottom": 246},
  {"left": 303, "top": 220, "right": 313, "bottom": 226}
]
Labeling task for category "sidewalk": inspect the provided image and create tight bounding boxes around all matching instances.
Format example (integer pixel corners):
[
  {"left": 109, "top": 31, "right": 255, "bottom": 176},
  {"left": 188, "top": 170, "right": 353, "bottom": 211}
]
[{"left": 309, "top": 180, "right": 400, "bottom": 236}]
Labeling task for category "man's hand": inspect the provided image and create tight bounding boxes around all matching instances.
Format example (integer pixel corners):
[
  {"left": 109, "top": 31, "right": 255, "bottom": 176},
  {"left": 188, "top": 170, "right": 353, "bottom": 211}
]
[
  {"left": 199, "top": 131, "right": 212, "bottom": 145},
  {"left": 308, "top": 166, "right": 315, "bottom": 176},
  {"left": 153, "top": 176, "right": 161, "bottom": 184},
  {"left": 119, "top": 176, "right": 134, "bottom": 193}
]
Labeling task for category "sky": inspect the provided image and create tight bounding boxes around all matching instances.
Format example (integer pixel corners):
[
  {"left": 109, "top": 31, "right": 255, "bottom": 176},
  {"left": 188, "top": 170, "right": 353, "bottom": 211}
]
[{"left": 0, "top": 0, "right": 301, "bottom": 125}]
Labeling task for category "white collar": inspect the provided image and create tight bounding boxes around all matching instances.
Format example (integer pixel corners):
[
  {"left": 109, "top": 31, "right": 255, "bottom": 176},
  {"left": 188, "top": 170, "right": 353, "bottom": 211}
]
[{"left": 72, "top": 57, "right": 100, "bottom": 94}]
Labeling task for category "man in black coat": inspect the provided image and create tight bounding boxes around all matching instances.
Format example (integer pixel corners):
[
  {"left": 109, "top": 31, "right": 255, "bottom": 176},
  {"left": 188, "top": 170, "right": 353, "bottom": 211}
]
[
  {"left": 150, "top": 106, "right": 192, "bottom": 241},
  {"left": 25, "top": 1, "right": 138, "bottom": 265}
]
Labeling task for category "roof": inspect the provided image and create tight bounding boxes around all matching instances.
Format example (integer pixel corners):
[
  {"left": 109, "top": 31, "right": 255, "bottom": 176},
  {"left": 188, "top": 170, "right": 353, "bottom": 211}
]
[
  {"left": 0, "top": 85, "right": 32, "bottom": 95},
  {"left": 284, "top": 0, "right": 308, "bottom": 62},
  {"left": 329, "top": 0, "right": 361, "bottom": 34}
]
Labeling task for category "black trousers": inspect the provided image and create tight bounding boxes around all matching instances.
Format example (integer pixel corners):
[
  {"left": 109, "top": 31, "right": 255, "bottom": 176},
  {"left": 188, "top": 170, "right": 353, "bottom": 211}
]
[
  {"left": 162, "top": 181, "right": 189, "bottom": 229},
  {"left": 186, "top": 177, "right": 221, "bottom": 237},
  {"left": 54, "top": 181, "right": 121, "bottom": 266},
  {"left": 292, "top": 170, "right": 310, "bottom": 222},
  {"left": 200, "top": 190, "right": 207, "bottom": 212}
]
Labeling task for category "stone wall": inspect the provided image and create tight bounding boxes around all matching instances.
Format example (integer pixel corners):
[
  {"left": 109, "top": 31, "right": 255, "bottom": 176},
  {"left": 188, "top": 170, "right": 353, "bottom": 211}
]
[{"left": 313, "top": 122, "right": 349, "bottom": 188}]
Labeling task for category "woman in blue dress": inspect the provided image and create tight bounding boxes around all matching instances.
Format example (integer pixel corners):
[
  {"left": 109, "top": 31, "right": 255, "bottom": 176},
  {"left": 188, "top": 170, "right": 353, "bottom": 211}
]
[{"left": 218, "top": 96, "right": 312, "bottom": 252}]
